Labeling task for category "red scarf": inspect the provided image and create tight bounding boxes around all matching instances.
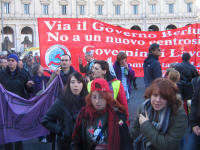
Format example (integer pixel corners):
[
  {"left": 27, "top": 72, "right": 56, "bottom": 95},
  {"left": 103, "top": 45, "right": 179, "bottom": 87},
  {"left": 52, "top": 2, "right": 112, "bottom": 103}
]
[{"left": 81, "top": 105, "right": 120, "bottom": 150}]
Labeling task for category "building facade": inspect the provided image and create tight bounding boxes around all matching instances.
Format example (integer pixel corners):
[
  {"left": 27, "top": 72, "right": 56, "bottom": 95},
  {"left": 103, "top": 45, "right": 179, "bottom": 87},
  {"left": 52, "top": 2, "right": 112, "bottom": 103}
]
[{"left": 0, "top": 0, "right": 199, "bottom": 52}]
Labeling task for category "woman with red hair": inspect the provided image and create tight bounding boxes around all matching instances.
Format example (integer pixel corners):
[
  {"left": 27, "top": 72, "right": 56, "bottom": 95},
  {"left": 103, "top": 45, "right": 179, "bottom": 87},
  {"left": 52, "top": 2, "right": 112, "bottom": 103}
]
[
  {"left": 72, "top": 78, "right": 133, "bottom": 150},
  {"left": 131, "top": 78, "right": 187, "bottom": 150}
]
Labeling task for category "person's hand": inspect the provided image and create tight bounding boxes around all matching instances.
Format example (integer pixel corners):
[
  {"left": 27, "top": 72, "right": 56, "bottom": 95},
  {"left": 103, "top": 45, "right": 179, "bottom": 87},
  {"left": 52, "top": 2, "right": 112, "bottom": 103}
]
[
  {"left": 26, "top": 81, "right": 34, "bottom": 88},
  {"left": 139, "top": 112, "right": 149, "bottom": 125},
  {"left": 55, "top": 68, "right": 61, "bottom": 75},
  {"left": 192, "top": 126, "right": 200, "bottom": 136},
  {"left": 125, "top": 63, "right": 129, "bottom": 69},
  {"left": 85, "top": 76, "right": 90, "bottom": 83},
  {"left": 79, "top": 56, "right": 82, "bottom": 64}
]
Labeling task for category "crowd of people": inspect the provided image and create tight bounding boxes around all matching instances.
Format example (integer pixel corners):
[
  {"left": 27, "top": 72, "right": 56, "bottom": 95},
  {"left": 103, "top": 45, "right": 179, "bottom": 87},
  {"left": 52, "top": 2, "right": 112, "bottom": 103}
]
[{"left": 0, "top": 43, "right": 199, "bottom": 150}]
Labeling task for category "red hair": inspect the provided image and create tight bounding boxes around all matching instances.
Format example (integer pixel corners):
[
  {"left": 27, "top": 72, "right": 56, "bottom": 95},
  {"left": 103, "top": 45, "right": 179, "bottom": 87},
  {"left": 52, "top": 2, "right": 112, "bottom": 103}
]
[
  {"left": 85, "top": 91, "right": 125, "bottom": 113},
  {"left": 83, "top": 91, "right": 123, "bottom": 150},
  {"left": 144, "top": 78, "right": 182, "bottom": 114}
]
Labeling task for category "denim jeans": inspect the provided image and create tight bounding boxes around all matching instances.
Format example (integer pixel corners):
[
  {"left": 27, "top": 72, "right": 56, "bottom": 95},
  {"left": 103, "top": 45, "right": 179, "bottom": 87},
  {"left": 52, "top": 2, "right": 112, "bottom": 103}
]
[{"left": 183, "top": 132, "right": 200, "bottom": 150}]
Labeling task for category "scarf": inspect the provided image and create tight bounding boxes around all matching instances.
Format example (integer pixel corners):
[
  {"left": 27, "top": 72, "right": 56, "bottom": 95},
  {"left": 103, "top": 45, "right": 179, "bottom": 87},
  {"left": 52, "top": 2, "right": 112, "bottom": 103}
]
[
  {"left": 78, "top": 105, "right": 120, "bottom": 150},
  {"left": 134, "top": 99, "right": 171, "bottom": 150}
]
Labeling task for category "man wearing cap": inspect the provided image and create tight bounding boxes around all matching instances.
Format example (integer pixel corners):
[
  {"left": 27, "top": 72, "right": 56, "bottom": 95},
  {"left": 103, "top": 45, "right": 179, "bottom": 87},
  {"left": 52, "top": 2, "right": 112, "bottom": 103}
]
[
  {"left": 0, "top": 54, "right": 34, "bottom": 98},
  {"left": 143, "top": 43, "right": 162, "bottom": 88},
  {"left": 79, "top": 50, "right": 95, "bottom": 82},
  {"left": 28, "top": 51, "right": 33, "bottom": 57},
  {"left": 0, "top": 54, "right": 34, "bottom": 150}
]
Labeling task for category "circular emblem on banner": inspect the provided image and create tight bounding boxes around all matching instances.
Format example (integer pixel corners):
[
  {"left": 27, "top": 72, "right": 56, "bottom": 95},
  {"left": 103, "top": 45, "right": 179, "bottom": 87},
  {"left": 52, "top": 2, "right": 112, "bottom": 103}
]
[{"left": 45, "top": 44, "right": 71, "bottom": 70}]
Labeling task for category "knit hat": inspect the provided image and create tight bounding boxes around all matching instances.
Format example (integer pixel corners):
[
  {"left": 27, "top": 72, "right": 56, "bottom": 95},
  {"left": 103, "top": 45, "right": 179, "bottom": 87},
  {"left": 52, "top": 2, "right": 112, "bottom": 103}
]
[
  {"left": 28, "top": 51, "right": 33, "bottom": 55},
  {"left": 91, "top": 78, "right": 111, "bottom": 93},
  {"left": 7, "top": 54, "right": 19, "bottom": 62}
]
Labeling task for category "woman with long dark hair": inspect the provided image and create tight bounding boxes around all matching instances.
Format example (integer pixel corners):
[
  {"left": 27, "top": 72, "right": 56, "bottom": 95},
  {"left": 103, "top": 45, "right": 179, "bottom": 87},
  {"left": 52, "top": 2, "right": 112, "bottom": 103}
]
[
  {"left": 42, "top": 72, "right": 88, "bottom": 150},
  {"left": 130, "top": 78, "right": 187, "bottom": 150},
  {"left": 72, "top": 78, "right": 133, "bottom": 150}
]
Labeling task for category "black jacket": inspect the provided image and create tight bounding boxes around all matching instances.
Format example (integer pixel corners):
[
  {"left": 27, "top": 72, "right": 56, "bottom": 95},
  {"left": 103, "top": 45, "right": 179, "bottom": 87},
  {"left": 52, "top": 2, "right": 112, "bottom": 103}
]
[
  {"left": 0, "top": 67, "right": 33, "bottom": 98},
  {"left": 143, "top": 54, "right": 162, "bottom": 88},
  {"left": 72, "top": 108, "right": 133, "bottom": 150},
  {"left": 190, "top": 77, "right": 200, "bottom": 128},
  {"left": 175, "top": 61, "right": 199, "bottom": 100},
  {"left": 41, "top": 95, "right": 85, "bottom": 150}
]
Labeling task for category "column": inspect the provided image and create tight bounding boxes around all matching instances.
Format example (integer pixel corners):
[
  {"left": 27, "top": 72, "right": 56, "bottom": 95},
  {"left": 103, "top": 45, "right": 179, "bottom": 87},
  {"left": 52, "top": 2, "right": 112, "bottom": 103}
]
[
  {"left": 15, "top": 24, "right": 21, "bottom": 52},
  {"left": 34, "top": 23, "right": 39, "bottom": 47}
]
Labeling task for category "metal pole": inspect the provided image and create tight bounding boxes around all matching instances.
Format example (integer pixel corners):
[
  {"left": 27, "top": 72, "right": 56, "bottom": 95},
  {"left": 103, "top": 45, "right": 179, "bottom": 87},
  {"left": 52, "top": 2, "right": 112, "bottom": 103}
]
[{"left": 1, "top": 1, "right": 4, "bottom": 51}]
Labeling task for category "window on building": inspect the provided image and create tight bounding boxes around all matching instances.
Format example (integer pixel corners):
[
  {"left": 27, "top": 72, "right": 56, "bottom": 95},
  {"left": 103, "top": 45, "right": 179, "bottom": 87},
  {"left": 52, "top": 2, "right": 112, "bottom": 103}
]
[
  {"left": 3, "top": 2, "right": 10, "bottom": 14},
  {"left": 187, "top": 2, "right": 192, "bottom": 13},
  {"left": 133, "top": 5, "right": 138, "bottom": 15},
  {"left": 80, "top": 5, "right": 85, "bottom": 15},
  {"left": 97, "top": 5, "right": 103, "bottom": 15},
  {"left": 168, "top": 4, "right": 174, "bottom": 14},
  {"left": 115, "top": 5, "right": 121, "bottom": 15},
  {"left": 150, "top": 4, "right": 156, "bottom": 14},
  {"left": 61, "top": 5, "right": 67, "bottom": 15},
  {"left": 24, "top": 4, "right": 30, "bottom": 15},
  {"left": 43, "top": 5, "right": 48, "bottom": 15}
]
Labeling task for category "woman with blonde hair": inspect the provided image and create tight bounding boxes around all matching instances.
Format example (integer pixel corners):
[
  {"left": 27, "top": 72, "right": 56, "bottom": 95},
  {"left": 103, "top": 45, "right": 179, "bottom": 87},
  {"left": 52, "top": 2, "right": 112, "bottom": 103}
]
[{"left": 168, "top": 68, "right": 180, "bottom": 85}]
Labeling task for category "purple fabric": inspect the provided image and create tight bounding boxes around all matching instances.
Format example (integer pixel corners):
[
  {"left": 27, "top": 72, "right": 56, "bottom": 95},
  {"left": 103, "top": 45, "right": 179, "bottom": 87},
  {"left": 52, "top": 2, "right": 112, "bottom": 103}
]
[
  {"left": 113, "top": 61, "right": 135, "bottom": 94},
  {"left": 0, "top": 76, "right": 63, "bottom": 145},
  {"left": 31, "top": 75, "right": 50, "bottom": 97}
]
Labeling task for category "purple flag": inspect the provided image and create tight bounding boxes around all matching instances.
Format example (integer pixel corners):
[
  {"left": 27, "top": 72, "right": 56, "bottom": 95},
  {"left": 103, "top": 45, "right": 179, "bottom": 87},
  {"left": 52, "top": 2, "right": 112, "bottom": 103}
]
[{"left": 0, "top": 76, "right": 63, "bottom": 145}]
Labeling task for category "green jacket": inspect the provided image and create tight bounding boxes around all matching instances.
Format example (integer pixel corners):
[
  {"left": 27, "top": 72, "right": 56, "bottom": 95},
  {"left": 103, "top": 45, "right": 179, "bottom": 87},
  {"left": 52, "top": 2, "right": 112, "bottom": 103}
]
[{"left": 130, "top": 106, "right": 187, "bottom": 150}]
